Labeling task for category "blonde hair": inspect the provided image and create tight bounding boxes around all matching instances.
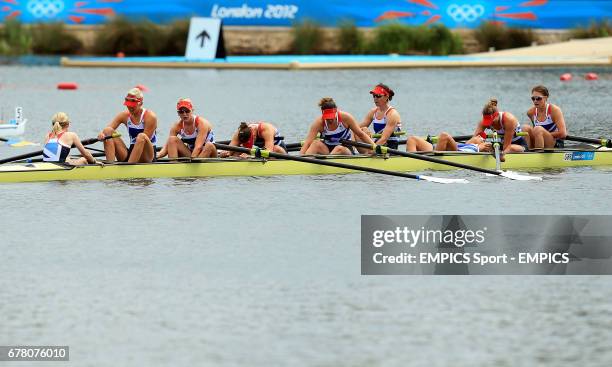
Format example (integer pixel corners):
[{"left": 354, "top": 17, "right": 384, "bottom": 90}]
[
  {"left": 126, "top": 87, "right": 144, "bottom": 100},
  {"left": 482, "top": 98, "right": 498, "bottom": 115},
  {"left": 51, "top": 112, "right": 70, "bottom": 134}
]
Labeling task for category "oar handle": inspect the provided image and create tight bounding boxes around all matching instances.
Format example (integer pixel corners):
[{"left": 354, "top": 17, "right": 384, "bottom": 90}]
[{"left": 564, "top": 135, "right": 612, "bottom": 148}]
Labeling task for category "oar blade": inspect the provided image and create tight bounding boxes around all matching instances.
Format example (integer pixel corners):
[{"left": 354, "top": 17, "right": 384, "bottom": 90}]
[
  {"left": 419, "top": 175, "right": 469, "bottom": 184},
  {"left": 499, "top": 170, "right": 543, "bottom": 181}
]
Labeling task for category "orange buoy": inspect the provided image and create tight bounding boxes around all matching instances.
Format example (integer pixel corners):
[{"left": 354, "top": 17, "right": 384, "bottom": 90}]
[
  {"left": 57, "top": 82, "right": 78, "bottom": 90},
  {"left": 560, "top": 73, "right": 572, "bottom": 81},
  {"left": 116, "top": 51, "right": 125, "bottom": 58},
  {"left": 585, "top": 72, "right": 598, "bottom": 80},
  {"left": 135, "top": 84, "right": 149, "bottom": 92}
]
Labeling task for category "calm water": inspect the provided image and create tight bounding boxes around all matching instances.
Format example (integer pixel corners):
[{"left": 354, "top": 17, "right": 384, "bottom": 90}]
[{"left": 1, "top": 66, "right": 612, "bottom": 367}]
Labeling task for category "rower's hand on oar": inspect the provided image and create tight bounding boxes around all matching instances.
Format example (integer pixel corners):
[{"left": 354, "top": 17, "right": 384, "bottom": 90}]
[
  {"left": 219, "top": 151, "right": 231, "bottom": 158},
  {"left": 239, "top": 153, "right": 250, "bottom": 159}
]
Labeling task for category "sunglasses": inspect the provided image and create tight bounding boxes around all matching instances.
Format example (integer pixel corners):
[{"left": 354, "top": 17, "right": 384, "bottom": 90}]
[
  {"left": 372, "top": 94, "right": 384, "bottom": 98},
  {"left": 177, "top": 109, "right": 191, "bottom": 114},
  {"left": 531, "top": 96, "right": 543, "bottom": 101}
]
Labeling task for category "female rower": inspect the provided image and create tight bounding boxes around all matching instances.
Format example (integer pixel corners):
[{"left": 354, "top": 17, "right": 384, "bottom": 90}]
[
  {"left": 43, "top": 112, "right": 98, "bottom": 165},
  {"left": 220, "top": 121, "right": 286, "bottom": 158},
  {"left": 97, "top": 87, "right": 158, "bottom": 163},
  {"left": 474, "top": 98, "right": 528, "bottom": 154},
  {"left": 157, "top": 98, "right": 216, "bottom": 159},
  {"left": 300, "top": 97, "right": 376, "bottom": 155},
  {"left": 355, "top": 83, "right": 402, "bottom": 153},
  {"left": 406, "top": 133, "right": 492, "bottom": 153},
  {"left": 522, "top": 85, "right": 567, "bottom": 149}
]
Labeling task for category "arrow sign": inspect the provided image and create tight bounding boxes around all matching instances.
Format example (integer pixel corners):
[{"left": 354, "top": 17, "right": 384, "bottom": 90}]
[
  {"left": 196, "top": 29, "right": 211, "bottom": 48},
  {"left": 185, "top": 18, "right": 222, "bottom": 60}
]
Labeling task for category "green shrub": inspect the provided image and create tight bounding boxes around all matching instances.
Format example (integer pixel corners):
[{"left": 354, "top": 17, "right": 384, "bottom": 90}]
[
  {"left": 337, "top": 20, "right": 365, "bottom": 54},
  {"left": 92, "top": 17, "right": 165, "bottom": 56},
  {"left": 570, "top": 20, "right": 612, "bottom": 39},
  {"left": 506, "top": 28, "right": 536, "bottom": 48},
  {"left": 0, "top": 18, "right": 32, "bottom": 56},
  {"left": 369, "top": 23, "right": 414, "bottom": 54},
  {"left": 474, "top": 22, "right": 508, "bottom": 50},
  {"left": 368, "top": 22, "right": 462, "bottom": 55},
  {"left": 291, "top": 19, "right": 323, "bottom": 54},
  {"left": 159, "top": 19, "right": 190, "bottom": 55},
  {"left": 31, "top": 22, "right": 83, "bottom": 54},
  {"left": 429, "top": 24, "right": 463, "bottom": 55},
  {"left": 474, "top": 22, "right": 537, "bottom": 51}
]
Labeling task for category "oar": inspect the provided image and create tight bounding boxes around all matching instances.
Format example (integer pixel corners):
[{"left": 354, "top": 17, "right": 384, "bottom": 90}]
[
  {"left": 341, "top": 140, "right": 542, "bottom": 181},
  {"left": 285, "top": 132, "right": 406, "bottom": 152},
  {"left": 563, "top": 135, "right": 612, "bottom": 148},
  {"left": 426, "top": 132, "right": 528, "bottom": 144},
  {"left": 213, "top": 143, "right": 468, "bottom": 184},
  {"left": 0, "top": 133, "right": 120, "bottom": 165}
]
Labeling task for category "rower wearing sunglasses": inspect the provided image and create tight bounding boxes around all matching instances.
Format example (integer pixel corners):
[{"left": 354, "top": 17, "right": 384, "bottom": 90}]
[
  {"left": 157, "top": 98, "right": 216, "bottom": 159},
  {"left": 355, "top": 83, "right": 402, "bottom": 153},
  {"left": 522, "top": 85, "right": 567, "bottom": 149},
  {"left": 97, "top": 87, "right": 158, "bottom": 163},
  {"left": 474, "top": 98, "right": 528, "bottom": 156},
  {"left": 300, "top": 97, "right": 375, "bottom": 156}
]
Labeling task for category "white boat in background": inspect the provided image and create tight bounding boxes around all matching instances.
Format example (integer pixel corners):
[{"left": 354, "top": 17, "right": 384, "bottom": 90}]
[{"left": 0, "top": 107, "right": 27, "bottom": 137}]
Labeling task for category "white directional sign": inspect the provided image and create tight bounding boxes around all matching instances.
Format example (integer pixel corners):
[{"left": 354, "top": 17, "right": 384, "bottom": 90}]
[{"left": 185, "top": 17, "right": 222, "bottom": 60}]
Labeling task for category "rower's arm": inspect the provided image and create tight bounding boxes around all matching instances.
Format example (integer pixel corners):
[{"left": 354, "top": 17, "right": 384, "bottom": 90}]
[
  {"left": 359, "top": 109, "right": 375, "bottom": 128},
  {"left": 192, "top": 118, "right": 211, "bottom": 157},
  {"left": 219, "top": 131, "right": 241, "bottom": 157},
  {"left": 502, "top": 114, "right": 517, "bottom": 152},
  {"left": 473, "top": 123, "right": 485, "bottom": 138},
  {"left": 158, "top": 123, "right": 180, "bottom": 159},
  {"left": 261, "top": 123, "right": 276, "bottom": 152},
  {"left": 143, "top": 111, "right": 158, "bottom": 139},
  {"left": 98, "top": 112, "right": 125, "bottom": 140},
  {"left": 550, "top": 105, "right": 567, "bottom": 139},
  {"left": 346, "top": 113, "right": 375, "bottom": 145},
  {"left": 299, "top": 121, "right": 321, "bottom": 155},
  {"left": 376, "top": 110, "right": 401, "bottom": 146},
  {"left": 71, "top": 133, "right": 97, "bottom": 164}
]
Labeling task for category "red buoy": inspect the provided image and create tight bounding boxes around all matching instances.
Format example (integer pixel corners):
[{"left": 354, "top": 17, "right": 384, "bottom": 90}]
[
  {"left": 57, "top": 82, "right": 78, "bottom": 90},
  {"left": 585, "top": 72, "right": 598, "bottom": 80},
  {"left": 116, "top": 51, "right": 125, "bottom": 58},
  {"left": 135, "top": 84, "right": 149, "bottom": 92},
  {"left": 560, "top": 73, "right": 572, "bottom": 81}
]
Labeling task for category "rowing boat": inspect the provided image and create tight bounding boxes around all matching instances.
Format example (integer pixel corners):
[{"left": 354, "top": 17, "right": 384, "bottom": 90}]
[{"left": 1, "top": 148, "right": 610, "bottom": 183}]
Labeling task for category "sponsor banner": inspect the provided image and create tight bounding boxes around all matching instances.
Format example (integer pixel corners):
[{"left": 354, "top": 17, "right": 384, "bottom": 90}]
[
  {"left": 361, "top": 215, "right": 612, "bottom": 275},
  {"left": 2, "top": 1, "right": 612, "bottom": 29}
]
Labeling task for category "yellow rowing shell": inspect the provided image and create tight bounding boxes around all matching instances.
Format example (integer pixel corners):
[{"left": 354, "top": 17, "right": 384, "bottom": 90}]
[{"left": 1, "top": 149, "right": 611, "bottom": 183}]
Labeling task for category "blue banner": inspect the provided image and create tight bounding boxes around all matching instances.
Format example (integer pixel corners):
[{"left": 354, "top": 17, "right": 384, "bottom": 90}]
[{"left": 2, "top": 0, "right": 612, "bottom": 29}]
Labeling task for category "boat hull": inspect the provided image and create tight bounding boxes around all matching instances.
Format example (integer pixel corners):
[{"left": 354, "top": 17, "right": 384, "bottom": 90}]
[{"left": 0, "top": 150, "right": 610, "bottom": 183}]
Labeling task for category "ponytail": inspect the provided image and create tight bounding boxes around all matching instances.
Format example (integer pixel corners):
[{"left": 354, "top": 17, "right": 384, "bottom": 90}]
[{"left": 50, "top": 112, "right": 70, "bottom": 135}]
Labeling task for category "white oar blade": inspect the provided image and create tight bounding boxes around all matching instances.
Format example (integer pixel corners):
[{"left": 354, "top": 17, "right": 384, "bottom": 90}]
[
  {"left": 419, "top": 175, "right": 470, "bottom": 184},
  {"left": 499, "top": 170, "right": 542, "bottom": 181}
]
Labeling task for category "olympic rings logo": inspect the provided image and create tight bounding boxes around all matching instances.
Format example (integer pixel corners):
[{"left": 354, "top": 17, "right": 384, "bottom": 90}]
[
  {"left": 446, "top": 4, "right": 484, "bottom": 23},
  {"left": 26, "top": 0, "right": 65, "bottom": 19}
]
